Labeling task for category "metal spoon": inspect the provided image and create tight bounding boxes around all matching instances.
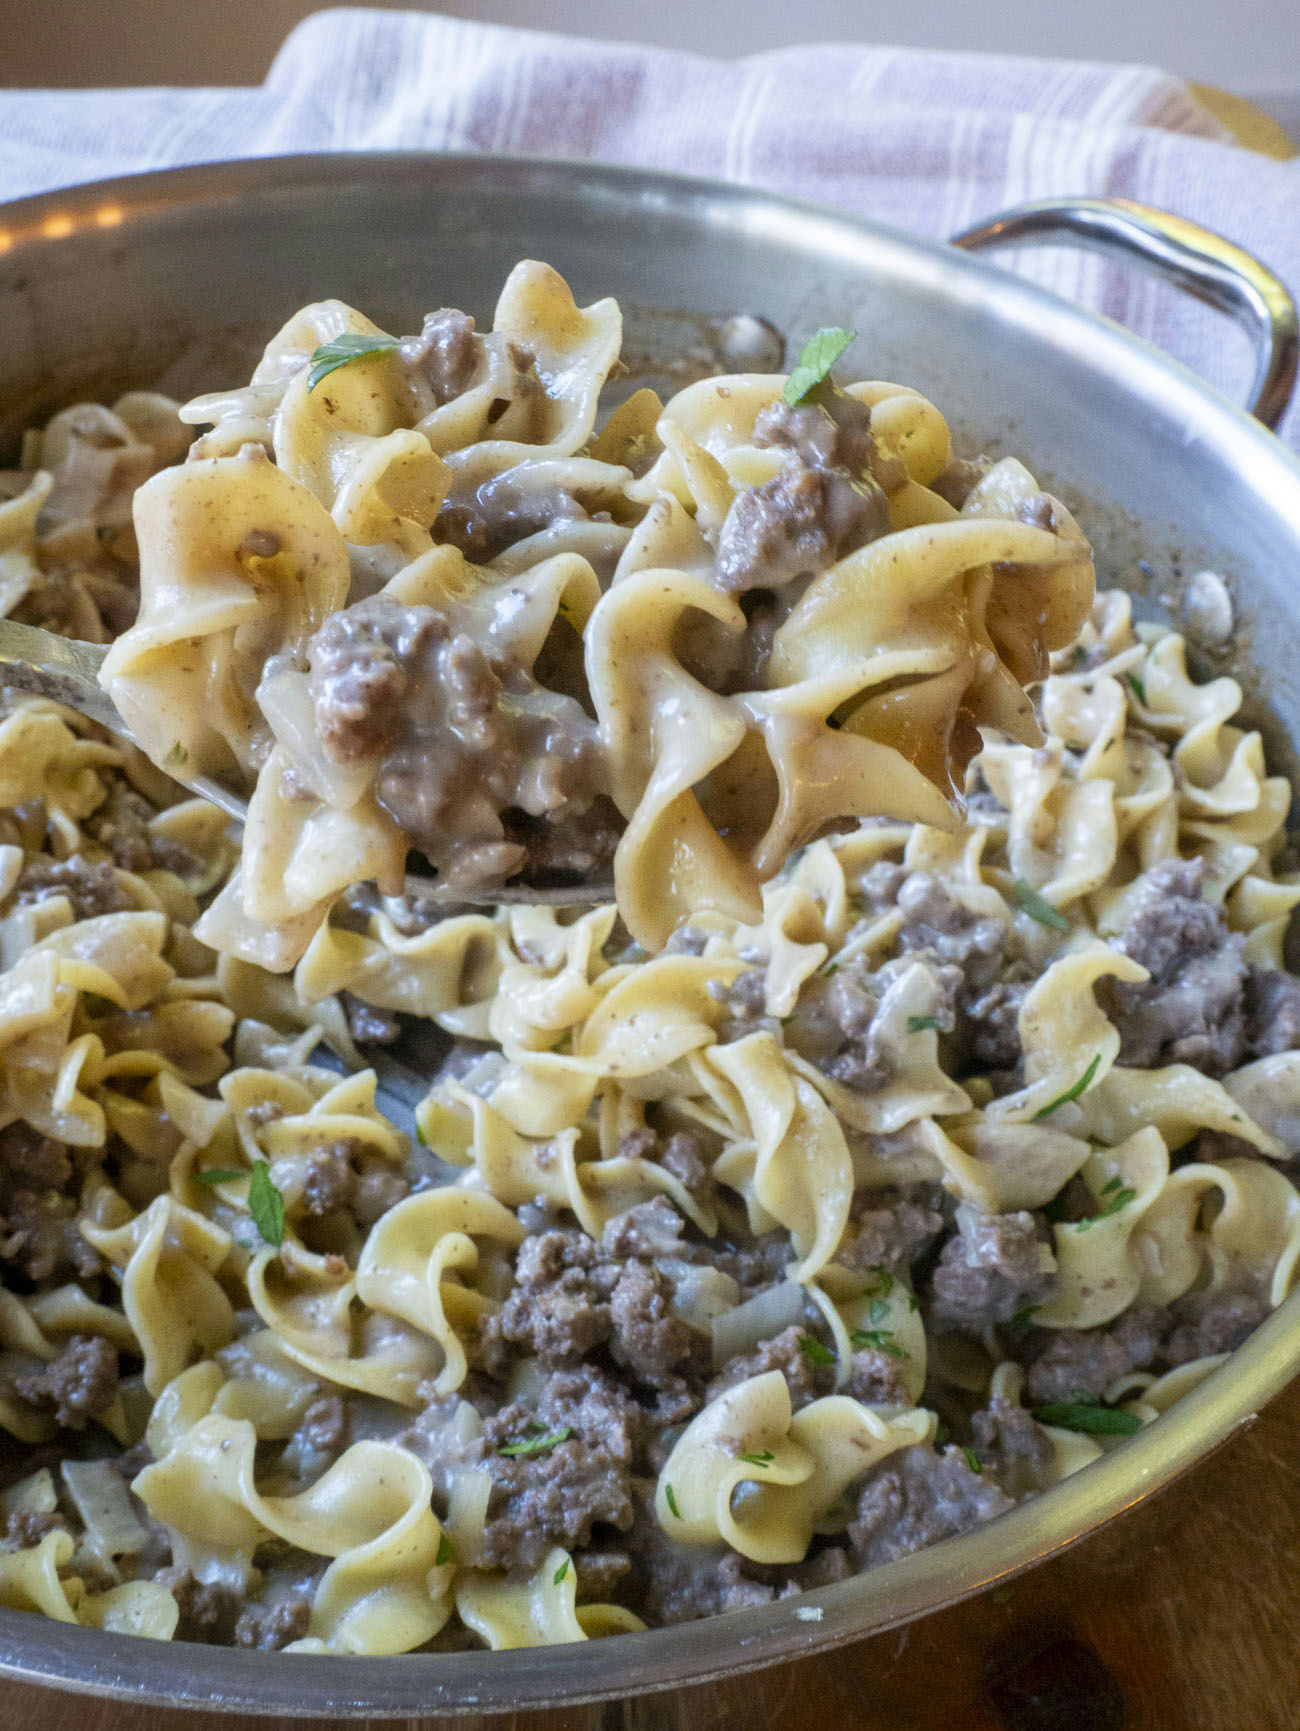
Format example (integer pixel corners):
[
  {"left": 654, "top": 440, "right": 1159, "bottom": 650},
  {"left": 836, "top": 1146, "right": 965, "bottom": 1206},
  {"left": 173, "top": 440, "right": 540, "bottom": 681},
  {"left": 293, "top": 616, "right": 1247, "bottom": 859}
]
[{"left": 0, "top": 616, "right": 610, "bottom": 908}]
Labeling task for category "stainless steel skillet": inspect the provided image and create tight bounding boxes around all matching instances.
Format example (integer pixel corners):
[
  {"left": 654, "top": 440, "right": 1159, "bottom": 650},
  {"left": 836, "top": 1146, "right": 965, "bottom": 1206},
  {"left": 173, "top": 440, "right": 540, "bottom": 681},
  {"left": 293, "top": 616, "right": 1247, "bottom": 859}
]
[{"left": 0, "top": 154, "right": 1297, "bottom": 1718}]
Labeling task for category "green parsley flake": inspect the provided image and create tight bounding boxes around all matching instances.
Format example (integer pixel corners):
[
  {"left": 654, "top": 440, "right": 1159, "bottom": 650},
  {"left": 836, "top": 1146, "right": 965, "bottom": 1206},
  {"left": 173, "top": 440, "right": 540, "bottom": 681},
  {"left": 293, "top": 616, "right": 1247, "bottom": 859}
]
[
  {"left": 933, "top": 1420, "right": 951, "bottom": 1449},
  {"left": 867, "top": 1297, "right": 891, "bottom": 1327},
  {"left": 306, "top": 332, "right": 400, "bottom": 393},
  {"left": 850, "top": 1328, "right": 908, "bottom": 1361},
  {"left": 907, "top": 1014, "right": 942, "bottom": 1034},
  {"left": 435, "top": 1533, "right": 455, "bottom": 1566},
  {"left": 164, "top": 741, "right": 187, "bottom": 767},
  {"left": 497, "top": 1425, "right": 572, "bottom": 1458},
  {"left": 799, "top": 1334, "right": 836, "bottom": 1367},
  {"left": 1033, "top": 1052, "right": 1102, "bottom": 1121},
  {"left": 783, "top": 327, "right": 856, "bottom": 407},
  {"left": 1011, "top": 1302, "right": 1039, "bottom": 1328},
  {"left": 553, "top": 1558, "right": 570, "bottom": 1585},
  {"left": 664, "top": 1483, "right": 682, "bottom": 1519},
  {"left": 1126, "top": 672, "right": 1149, "bottom": 706},
  {"left": 415, "top": 1120, "right": 428, "bottom": 1147},
  {"left": 1075, "top": 1184, "right": 1137, "bottom": 1231},
  {"left": 1012, "top": 878, "right": 1071, "bottom": 933},
  {"left": 248, "top": 1160, "right": 285, "bottom": 1248},
  {"left": 739, "top": 1450, "right": 775, "bottom": 1468},
  {"left": 192, "top": 1167, "right": 246, "bottom": 1186},
  {"left": 863, "top": 1268, "right": 894, "bottom": 1301},
  {"left": 1029, "top": 1401, "right": 1141, "bottom": 1436},
  {"left": 963, "top": 1446, "right": 982, "bottom": 1474}
]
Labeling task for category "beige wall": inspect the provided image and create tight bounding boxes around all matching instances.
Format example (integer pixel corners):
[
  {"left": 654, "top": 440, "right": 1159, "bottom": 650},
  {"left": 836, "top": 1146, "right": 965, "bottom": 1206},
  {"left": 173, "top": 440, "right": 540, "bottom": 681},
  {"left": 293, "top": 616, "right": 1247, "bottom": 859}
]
[{"left": 0, "top": 0, "right": 1294, "bottom": 94}]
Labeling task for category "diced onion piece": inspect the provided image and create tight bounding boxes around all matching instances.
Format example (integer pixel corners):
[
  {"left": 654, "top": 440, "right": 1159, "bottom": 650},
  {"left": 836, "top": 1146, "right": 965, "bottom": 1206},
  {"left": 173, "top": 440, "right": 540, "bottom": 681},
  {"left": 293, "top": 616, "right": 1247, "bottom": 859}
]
[
  {"left": 62, "top": 1459, "right": 147, "bottom": 1566},
  {"left": 709, "top": 1280, "right": 805, "bottom": 1371}
]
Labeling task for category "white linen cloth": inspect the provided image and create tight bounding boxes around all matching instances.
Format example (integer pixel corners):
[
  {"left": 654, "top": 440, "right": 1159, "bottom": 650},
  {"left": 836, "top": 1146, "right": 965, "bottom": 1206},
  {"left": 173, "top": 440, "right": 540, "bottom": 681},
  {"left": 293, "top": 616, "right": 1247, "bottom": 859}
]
[{"left": 0, "top": 8, "right": 1297, "bottom": 441}]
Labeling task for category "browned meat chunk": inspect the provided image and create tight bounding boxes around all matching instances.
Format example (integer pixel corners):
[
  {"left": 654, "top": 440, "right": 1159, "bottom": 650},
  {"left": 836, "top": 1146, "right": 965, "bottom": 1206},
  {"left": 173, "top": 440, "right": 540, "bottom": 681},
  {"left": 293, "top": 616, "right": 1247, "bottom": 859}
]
[
  {"left": 473, "top": 1365, "right": 641, "bottom": 1570},
  {"left": 2, "top": 1508, "right": 66, "bottom": 1549},
  {"left": 233, "top": 1596, "right": 312, "bottom": 1650},
  {"left": 12, "top": 1334, "right": 119, "bottom": 1429},
  {"left": 300, "top": 1141, "right": 359, "bottom": 1217},
  {"left": 849, "top": 1444, "right": 1013, "bottom": 1566},
  {"left": 838, "top": 1192, "right": 945, "bottom": 1276},
  {"left": 608, "top": 1261, "right": 710, "bottom": 1386},
  {"left": 494, "top": 1228, "right": 616, "bottom": 1363},
  {"left": 0, "top": 1188, "right": 100, "bottom": 1284},
  {"left": 598, "top": 1198, "right": 688, "bottom": 1261},
  {"left": 0, "top": 1124, "right": 71, "bottom": 1191},
  {"left": 1244, "top": 968, "right": 1300, "bottom": 1059},
  {"left": 1098, "top": 859, "right": 1248, "bottom": 1075},
  {"left": 707, "top": 1325, "right": 824, "bottom": 1410},
  {"left": 306, "top": 592, "right": 605, "bottom": 887},
  {"left": 929, "top": 455, "right": 992, "bottom": 508},
  {"left": 845, "top": 1345, "right": 910, "bottom": 1406},
  {"left": 14, "top": 855, "right": 133, "bottom": 919},
  {"left": 1162, "top": 1286, "right": 1269, "bottom": 1366},
  {"left": 1025, "top": 1304, "right": 1167, "bottom": 1405},
  {"left": 970, "top": 1396, "right": 1055, "bottom": 1498},
  {"left": 714, "top": 392, "right": 890, "bottom": 594},
  {"left": 398, "top": 308, "right": 483, "bottom": 414},
  {"left": 154, "top": 1568, "right": 242, "bottom": 1644},
  {"left": 929, "top": 1209, "right": 1055, "bottom": 1333}
]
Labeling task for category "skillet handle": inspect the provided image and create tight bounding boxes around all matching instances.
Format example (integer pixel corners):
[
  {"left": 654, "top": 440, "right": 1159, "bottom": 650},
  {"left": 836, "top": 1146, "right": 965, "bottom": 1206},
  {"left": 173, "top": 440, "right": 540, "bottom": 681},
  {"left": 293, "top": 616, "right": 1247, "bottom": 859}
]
[{"left": 951, "top": 197, "right": 1299, "bottom": 430}]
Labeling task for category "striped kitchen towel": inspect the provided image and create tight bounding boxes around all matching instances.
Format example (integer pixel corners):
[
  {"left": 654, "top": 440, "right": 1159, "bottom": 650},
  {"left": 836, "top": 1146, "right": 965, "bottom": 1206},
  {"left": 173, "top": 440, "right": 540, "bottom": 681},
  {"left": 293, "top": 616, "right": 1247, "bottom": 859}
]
[{"left": 0, "top": 8, "right": 1296, "bottom": 440}]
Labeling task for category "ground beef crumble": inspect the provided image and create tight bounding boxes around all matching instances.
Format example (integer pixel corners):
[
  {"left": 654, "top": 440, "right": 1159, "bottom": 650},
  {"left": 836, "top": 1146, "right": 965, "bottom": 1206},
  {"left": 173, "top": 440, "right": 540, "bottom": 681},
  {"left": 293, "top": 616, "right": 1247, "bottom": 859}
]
[{"left": 11, "top": 1334, "right": 119, "bottom": 1428}]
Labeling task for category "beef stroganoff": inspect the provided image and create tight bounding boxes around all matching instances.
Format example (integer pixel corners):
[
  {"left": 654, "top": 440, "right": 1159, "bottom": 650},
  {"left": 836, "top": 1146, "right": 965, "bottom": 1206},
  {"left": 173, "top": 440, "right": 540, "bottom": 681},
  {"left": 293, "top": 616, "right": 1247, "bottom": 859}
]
[{"left": 0, "top": 261, "right": 1297, "bottom": 1654}]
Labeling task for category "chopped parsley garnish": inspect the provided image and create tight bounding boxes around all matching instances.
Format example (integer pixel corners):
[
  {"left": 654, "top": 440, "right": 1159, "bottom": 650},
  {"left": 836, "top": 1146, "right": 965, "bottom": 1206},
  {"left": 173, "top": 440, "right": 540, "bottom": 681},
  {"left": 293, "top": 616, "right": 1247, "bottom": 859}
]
[
  {"left": 164, "top": 741, "right": 187, "bottom": 767},
  {"left": 549, "top": 1031, "right": 573, "bottom": 1054},
  {"left": 907, "top": 1014, "right": 942, "bottom": 1034},
  {"left": 1029, "top": 1400, "right": 1141, "bottom": 1436},
  {"left": 435, "top": 1533, "right": 455, "bottom": 1566},
  {"left": 1011, "top": 1302, "right": 1039, "bottom": 1328},
  {"left": 497, "top": 1424, "right": 572, "bottom": 1458},
  {"left": 820, "top": 962, "right": 839, "bottom": 978},
  {"left": 552, "top": 1558, "right": 570, "bottom": 1584},
  {"left": 1074, "top": 1184, "right": 1137, "bottom": 1230},
  {"left": 1071, "top": 645, "right": 1089, "bottom": 666},
  {"left": 247, "top": 1159, "right": 285, "bottom": 1248},
  {"left": 664, "top": 1483, "right": 682, "bottom": 1518},
  {"left": 963, "top": 1446, "right": 982, "bottom": 1474},
  {"left": 867, "top": 1298, "right": 891, "bottom": 1327},
  {"left": 783, "top": 327, "right": 856, "bottom": 407},
  {"left": 739, "top": 1450, "right": 775, "bottom": 1468},
  {"left": 1012, "top": 878, "right": 1071, "bottom": 933},
  {"left": 1100, "top": 1175, "right": 1123, "bottom": 1195},
  {"left": 933, "top": 1420, "right": 951, "bottom": 1448},
  {"left": 863, "top": 1268, "right": 894, "bottom": 1301},
  {"left": 306, "top": 332, "right": 400, "bottom": 393},
  {"left": 799, "top": 1333, "right": 836, "bottom": 1367},
  {"left": 1033, "top": 1052, "right": 1101, "bottom": 1121},
  {"left": 850, "top": 1328, "right": 908, "bottom": 1360},
  {"left": 192, "top": 1167, "right": 246, "bottom": 1186},
  {"left": 415, "top": 1121, "right": 428, "bottom": 1147},
  {"left": 1126, "top": 672, "right": 1148, "bottom": 706}
]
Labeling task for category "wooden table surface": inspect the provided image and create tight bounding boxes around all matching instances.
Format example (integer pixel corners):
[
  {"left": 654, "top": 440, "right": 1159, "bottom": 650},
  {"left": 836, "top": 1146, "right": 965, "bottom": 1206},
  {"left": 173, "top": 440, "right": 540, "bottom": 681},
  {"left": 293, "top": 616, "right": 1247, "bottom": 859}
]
[{"left": 4, "top": 1374, "right": 1298, "bottom": 1731}]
